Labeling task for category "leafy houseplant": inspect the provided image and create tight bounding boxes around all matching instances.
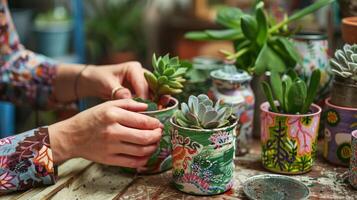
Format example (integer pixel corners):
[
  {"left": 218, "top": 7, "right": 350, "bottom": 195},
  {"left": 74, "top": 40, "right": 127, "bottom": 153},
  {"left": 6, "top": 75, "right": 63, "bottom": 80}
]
[
  {"left": 330, "top": 44, "right": 357, "bottom": 108},
  {"left": 260, "top": 70, "right": 322, "bottom": 174},
  {"left": 170, "top": 94, "right": 238, "bottom": 195},
  {"left": 122, "top": 54, "right": 188, "bottom": 174}
]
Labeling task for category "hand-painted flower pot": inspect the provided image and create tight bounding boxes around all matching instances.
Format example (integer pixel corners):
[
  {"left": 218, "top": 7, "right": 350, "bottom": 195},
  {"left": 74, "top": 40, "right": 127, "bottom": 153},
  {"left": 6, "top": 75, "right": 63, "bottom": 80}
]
[
  {"left": 260, "top": 102, "right": 321, "bottom": 174},
  {"left": 170, "top": 118, "right": 238, "bottom": 195},
  {"left": 121, "top": 97, "right": 178, "bottom": 174},
  {"left": 209, "top": 67, "right": 254, "bottom": 156},
  {"left": 349, "top": 130, "right": 357, "bottom": 189},
  {"left": 292, "top": 33, "right": 332, "bottom": 102},
  {"left": 323, "top": 98, "right": 357, "bottom": 166}
]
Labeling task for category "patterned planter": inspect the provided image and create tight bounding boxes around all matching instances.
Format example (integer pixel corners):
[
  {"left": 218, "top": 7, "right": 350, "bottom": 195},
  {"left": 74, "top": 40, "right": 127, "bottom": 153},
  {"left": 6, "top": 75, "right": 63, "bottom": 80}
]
[
  {"left": 121, "top": 97, "right": 178, "bottom": 174},
  {"left": 170, "top": 118, "right": 238, "bottom": 195},
  {"left": 260, "top": 102, "right": 321, "bottom": 174},
  {"left": 209, "top": 67, "right": 254, "bottom": 156},
  {"left": 350, "top": 130, "right": 357, "bottom": 189},
  {"left": 323, "top": 98, "right": 357, "bottom": 166},
  {"left": 292, "top": 33, "right": 332, "bottom": 102}
]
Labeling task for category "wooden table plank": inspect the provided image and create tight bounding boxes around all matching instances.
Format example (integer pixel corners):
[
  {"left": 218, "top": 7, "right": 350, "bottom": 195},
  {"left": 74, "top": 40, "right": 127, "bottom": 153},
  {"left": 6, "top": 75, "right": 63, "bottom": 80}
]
[{"left": 49, "top": 163, "right": 136, "bottom": 200}]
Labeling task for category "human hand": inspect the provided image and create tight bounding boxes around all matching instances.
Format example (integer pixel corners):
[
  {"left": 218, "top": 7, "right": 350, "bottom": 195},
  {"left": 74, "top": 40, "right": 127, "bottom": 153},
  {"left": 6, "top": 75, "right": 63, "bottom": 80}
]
[
  {"left": 79, "top": 62, "right": 149, "bottom": 100},
  {"left": 48, "top": 99, "right": 163, "bottom": 168}
]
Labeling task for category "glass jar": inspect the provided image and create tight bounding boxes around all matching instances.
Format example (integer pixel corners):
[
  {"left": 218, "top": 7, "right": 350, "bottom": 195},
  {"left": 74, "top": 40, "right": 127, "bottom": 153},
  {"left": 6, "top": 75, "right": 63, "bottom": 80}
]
[{"left": 209, "top": 65, "right": 254, "bottom": 156}]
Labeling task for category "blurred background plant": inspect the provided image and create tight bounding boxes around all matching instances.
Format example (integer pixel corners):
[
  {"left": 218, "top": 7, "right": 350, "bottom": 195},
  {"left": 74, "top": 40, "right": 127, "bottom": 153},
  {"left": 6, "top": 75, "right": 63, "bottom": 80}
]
[{"left": 85, "top": 0, "right": 147, "bottom": 64}]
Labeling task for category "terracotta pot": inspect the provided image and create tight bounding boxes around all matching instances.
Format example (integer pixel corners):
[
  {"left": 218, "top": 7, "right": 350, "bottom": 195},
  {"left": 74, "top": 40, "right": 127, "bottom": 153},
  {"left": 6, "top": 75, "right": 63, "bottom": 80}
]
[
  {"left": 121, "top": 97, "right": 178, "bottom": 174},
  {"left": 330, "top": 76, "right": 357, "bottom": 108},
  {"left": 260, "top": 102, "right": 322, "bottom": 174},
  {"left": 170, "top": 118, "right": 238, "bottom": 195},
  {"left": 323, "top": 98, "right": 357, "bottom": 166},
  {"left": 349, "top": 130, "right": 357, "bottom": 189},
  {"left": 342, "top": 17, "right": 357, "bottom": 44}
]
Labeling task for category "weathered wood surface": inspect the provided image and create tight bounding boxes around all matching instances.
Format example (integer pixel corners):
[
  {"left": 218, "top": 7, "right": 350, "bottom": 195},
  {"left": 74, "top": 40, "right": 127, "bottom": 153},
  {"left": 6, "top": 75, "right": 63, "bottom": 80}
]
[{"left": 1, "top": 141, "right": 356, "bottom": 200}]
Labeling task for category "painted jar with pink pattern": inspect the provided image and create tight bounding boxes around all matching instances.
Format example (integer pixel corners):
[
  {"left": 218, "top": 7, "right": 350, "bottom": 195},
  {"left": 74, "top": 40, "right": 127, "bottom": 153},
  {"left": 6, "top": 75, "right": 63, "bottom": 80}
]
[{"left": 260, "top": 102, "right": 322, "bottom": 174}]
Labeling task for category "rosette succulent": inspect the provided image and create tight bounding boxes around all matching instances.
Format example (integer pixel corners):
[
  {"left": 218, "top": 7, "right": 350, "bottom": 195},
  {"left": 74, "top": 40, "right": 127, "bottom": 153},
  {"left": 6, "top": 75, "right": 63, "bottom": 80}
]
[
  {"left": 330, "top": 44, "right": 357, "bottom": 81},
  {"left": 174, "top": 94, "right": 234, "bottom": 129},
  {"left": 144, "top": 54, "right": 190, "bottom": 102}
]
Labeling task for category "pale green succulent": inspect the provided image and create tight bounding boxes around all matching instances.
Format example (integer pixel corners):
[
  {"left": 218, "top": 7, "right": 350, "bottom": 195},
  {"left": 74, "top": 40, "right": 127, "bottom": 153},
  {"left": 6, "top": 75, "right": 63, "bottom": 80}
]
[
  {"left": 174, "top": 94, "right": 233, "bottom": 129},
  {"left": 330, "top": 44, "right": 357, "bottom": 81}
]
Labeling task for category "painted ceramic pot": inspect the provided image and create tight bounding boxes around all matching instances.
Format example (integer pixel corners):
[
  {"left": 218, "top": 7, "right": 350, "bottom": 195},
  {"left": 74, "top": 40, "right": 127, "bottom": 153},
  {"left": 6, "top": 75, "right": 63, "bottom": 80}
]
[
  {"left": 260, "top": 102, "right": 322, "bottom": 174},
  {"left": 323, "top": 98, "right": 357, "bottom": 166},
  {"left": 170, "top": 118, "right": 238, "bottom": 195},
  {"left": 330, "top": 76, "right": 357, "bottom": 108},
  {"left": 121, "top": 98, "right": 178, "bottom": 174},
  {"left": 292, "top": 33, "right": 332, "bottom": 102},
  {"left": 209, "top": 66, "right": 254, "bottom": 156},
  {"left": 350, "top": 130, "right": 357, "bottom": 189}
]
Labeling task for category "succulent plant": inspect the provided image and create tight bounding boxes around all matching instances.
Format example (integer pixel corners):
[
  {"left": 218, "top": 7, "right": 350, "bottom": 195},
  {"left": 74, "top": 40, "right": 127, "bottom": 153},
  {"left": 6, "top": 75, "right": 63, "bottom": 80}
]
[
  {"left": 261, "top": 69, "right": 321, "bottom": 114},
  {"left": 174, "top": 94, "right": 234, "bottom": 129},
  {"left": 330, "top": 44, "right": 357, "bottom": 81},
  {"left": 144, "top": 54, "right": 190, "bottom": 102}
]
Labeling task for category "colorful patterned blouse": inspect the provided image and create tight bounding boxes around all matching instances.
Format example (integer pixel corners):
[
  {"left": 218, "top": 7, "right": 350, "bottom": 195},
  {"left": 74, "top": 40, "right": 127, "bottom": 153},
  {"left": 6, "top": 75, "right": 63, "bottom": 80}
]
[{"left": 0, "top": 0, "right": 58, "bottom": 194}]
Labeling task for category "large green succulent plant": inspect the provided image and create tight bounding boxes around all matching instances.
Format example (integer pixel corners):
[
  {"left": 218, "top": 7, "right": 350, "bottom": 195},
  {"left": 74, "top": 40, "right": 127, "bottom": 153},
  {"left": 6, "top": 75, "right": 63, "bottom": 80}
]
[
  {"left": 330, "top": 44, "right": 357, "bottom": 81},
  {"left": 261, "top": 69, "right": 321, "bottom": 114},
  {"left": 185, "top": 0, "right": 334, "bottom": 75},
  {"left": 174, "top": 94, "right": 233, "bottom": 129},
  {"left": 144, "top": 54, "right": 190, "bottom": 102}
]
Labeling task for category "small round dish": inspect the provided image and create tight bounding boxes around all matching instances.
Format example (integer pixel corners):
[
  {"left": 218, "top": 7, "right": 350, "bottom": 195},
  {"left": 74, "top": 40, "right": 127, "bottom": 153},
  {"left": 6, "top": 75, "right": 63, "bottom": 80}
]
[{"left": 243, "top": 174, "right": 310, "bottom": 200}]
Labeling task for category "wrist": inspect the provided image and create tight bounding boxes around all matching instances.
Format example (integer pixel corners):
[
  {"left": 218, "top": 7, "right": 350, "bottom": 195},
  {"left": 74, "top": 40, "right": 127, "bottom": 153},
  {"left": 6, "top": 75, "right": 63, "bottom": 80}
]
[
  {"left": 48, "top": 119, "right": 77, "bottom": 164},
  {"left": 77, "top": 65, "right": 97, "bottom": 98}
]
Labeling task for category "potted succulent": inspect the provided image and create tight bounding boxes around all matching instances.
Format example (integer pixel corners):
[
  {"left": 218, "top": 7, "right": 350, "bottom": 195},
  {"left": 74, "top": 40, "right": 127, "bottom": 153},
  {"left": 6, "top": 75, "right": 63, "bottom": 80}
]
[
  {"left": 323, "top": 44, "right": 357, "bottom": 166},
  {"left": 33, "top": 6, "right": 72, "bottom": 58},
  {"left": 260, "top": 69, "right": 322, "bottom": 174},
  {"left": 121, "top": 54, "right": 189, "bottom": 174},
  {"left": 185, "top": 0, "right": 334, "bottom": 137},
  {"left": 170, "top": 94, "right": 238, "bottom": 195}
]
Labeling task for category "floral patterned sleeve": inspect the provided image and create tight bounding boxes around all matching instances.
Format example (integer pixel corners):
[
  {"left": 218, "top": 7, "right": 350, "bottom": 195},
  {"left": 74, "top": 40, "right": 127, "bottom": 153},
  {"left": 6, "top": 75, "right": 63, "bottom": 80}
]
[
  {"left": 0, "top": 0, "right": 58, "bottom": 109},
  {"left": 0, "top": 127, "right": 57, "bottom": 194}
]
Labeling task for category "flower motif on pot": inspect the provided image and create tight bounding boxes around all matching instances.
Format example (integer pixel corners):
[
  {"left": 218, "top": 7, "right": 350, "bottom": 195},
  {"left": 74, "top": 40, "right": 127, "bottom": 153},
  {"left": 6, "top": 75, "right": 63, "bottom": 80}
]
[
  {"left": 171, "top": 129, "right": 202, "bottom": 171},
  {"left": 326, "top": 109, "right": 340, "bottom": 126},
  {"left": 261, "top": 111, "right": 275, "bottom": 143},
  {"left": 209, "top": 131, "right": 233, "bottom": 149}
]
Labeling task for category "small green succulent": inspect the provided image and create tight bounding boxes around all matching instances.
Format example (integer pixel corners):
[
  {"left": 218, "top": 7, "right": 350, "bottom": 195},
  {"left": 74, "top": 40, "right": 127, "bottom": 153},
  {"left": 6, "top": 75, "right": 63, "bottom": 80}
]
[
  {"left": 330, "top": 44, "right": 357, "bottom": 81},
  {"left": 144, "top": 54, "right": 190, "bottom": 103},
  {"left": 261, "top": 69, "right": 321, "bottom": 114},
  {"left": 174, "top": 94, "right": 233, "bottom": 129}
]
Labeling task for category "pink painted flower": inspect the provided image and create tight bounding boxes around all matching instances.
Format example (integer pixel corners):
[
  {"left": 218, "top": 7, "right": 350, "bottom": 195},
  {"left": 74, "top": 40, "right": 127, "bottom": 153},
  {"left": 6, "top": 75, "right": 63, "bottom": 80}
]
[
  {"left": 261, "top": 112, "right": 274, "bottom": 142},
  {"left": 0, "top": 156, "right": 8, "bottom": 168},
  {"left": 0, "top": 136, "right": 15, "bottom": 146},
  {"left": 288, "top": 116, "right": 319, "bottom": 155},
  {"left": 0, "top": 172, "right": 15, "bottom": 190}
]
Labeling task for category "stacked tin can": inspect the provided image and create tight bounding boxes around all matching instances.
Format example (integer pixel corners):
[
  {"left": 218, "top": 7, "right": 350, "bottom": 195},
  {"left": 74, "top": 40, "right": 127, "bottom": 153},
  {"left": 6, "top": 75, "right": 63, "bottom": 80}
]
[{"left": 209, "top": 65, "right": 255, "bottom": 156}]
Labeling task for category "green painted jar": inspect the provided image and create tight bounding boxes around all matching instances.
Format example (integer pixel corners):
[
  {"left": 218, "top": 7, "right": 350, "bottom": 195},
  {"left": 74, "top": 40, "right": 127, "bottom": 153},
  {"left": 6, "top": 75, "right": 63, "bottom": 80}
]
[
  {"left": 170, "top": 118, "right": 238, "bottom": 195},
  {"left": 121, "top": 97, "right": 178, "bottom": 174}
]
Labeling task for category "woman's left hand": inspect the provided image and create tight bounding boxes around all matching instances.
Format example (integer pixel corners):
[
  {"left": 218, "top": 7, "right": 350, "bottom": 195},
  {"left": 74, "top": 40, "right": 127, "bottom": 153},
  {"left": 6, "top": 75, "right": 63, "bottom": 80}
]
[{"left": 79, "top": 61, "right": 149, "bottom": 100}]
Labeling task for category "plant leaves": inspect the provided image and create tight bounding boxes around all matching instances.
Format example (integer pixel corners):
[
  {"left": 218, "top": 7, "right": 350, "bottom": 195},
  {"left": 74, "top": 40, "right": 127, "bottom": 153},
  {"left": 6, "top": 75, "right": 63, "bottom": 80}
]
[
  {"left": 261, "top": 81, "right": 278, "bottom": 112},
  {"left": 301, "top": 69, "right": 321, "bottom": 113},
  {"left": 255, "top": 44, "right": 286, "bottom": 75},
  {"left": 216, "top": 7, "right": 243, "bottom": 28},
  {"left": 184, "top": 31, "right": 211, "bottom": 40},
  {"left": 287, "top": 79, "right": 307, "bottom": 114},
  {"left": 241, "top": 15, "right": 258, "bottom": 40},
  {"left": 270, "top": 71, "right": 283, "bottom": 107},
  {"left": 256, "top": 6, "right": 268, "bottom": 46},
  {"left": 277, "top": 37, "right": 302, "bottom": 67},
  {"left": 205, "top": 29, "right": 243, "bottom": 40}
]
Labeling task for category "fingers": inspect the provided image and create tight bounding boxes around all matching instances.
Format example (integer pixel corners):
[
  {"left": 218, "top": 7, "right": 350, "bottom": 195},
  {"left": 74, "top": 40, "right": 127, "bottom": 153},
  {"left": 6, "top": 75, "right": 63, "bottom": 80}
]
[
  {"left": 124, "top": 62, "right": 149, "bottom": 99},
  {"left": 104, "top": 154, "right": 150, "bottom": 168},
  {"left": 112, "top": 86, "right": 132, "bottom": 99},
  {"left": 111, "top": 126, "right": 163, "bottom": 145},
  {"left": 108, "top": 142, "right": 158, "bottom": 157},
  {"left": 110, "top": 99, "right": 148, "bottom": 112}
]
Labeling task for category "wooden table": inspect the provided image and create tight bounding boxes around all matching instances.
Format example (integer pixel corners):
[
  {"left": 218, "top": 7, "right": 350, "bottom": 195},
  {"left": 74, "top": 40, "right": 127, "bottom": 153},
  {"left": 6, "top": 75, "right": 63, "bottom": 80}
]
[{"left": 1, "top": 140, "right": 356, "bottom": 200}]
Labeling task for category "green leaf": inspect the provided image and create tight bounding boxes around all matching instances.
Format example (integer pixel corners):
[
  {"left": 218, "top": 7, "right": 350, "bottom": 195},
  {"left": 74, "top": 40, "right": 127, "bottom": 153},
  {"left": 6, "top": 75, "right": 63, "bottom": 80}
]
[
  {"left": 261, "top": 81, "right": 278, "bottom": 113},
  {"left": 163, "top": 68, "right": 175, "bottom": 76},
  {"left": 277, "top": 37, "right": 302, "bottom": 67},
  {"left": 287, "top": 79, "right": 307, "bottom": 114},
  {"left": 256, "top": 7, "right": 268, "bottom": 46},
  {"left": 216, "top": 7, "right": 243, "bottom": 28},
  {"left": 270, "top": 71, "right": 283, "bottom": 107},
  {"left": 287, "top": 68, "right": 299, "bottom": 81},
  {"left": 144, "top": 72, "right": 158, "bottom": 92},
  {"left": 133, "top": 97, "right": 158, "bottom": 111},
  {"left": 255, "top": 44, "right": 286, "bottom": 75},
  {"left": 270, "top": 0, "right": 334, "bottom": 33},
  {"left": 184, "top": 31, "right": 211, "bottom": 40},
  {"left": 241, "top": 15, "right": 258, "bottom": 40},
  {"left": 158, "top": 76, "right": 168, "bottom": 84},
  {"left": 301, "top": 69, "right": 321, "bottom": 113},
  {"left": 205, "top": 29, "right": 243, "bottom": 40}
]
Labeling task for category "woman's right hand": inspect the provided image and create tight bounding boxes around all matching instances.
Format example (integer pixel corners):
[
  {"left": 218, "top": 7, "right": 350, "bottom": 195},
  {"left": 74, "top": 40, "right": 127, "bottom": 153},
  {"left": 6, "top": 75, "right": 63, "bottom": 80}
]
[{"left": 48, "top": 99, "right": 163, "bottom": 168}]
